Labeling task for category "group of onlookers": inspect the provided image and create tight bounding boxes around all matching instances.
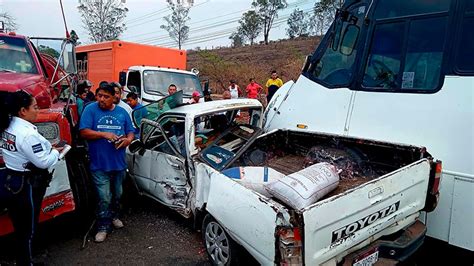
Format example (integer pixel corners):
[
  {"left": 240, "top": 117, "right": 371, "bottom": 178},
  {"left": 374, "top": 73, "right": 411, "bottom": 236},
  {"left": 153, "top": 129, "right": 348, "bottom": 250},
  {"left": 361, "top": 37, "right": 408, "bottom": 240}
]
[
  {"left": 71, "top": 70, "right": 284, "bottom": 243},
  {"left": 222, "top": 70, "right": 284, "bottom": 103}
]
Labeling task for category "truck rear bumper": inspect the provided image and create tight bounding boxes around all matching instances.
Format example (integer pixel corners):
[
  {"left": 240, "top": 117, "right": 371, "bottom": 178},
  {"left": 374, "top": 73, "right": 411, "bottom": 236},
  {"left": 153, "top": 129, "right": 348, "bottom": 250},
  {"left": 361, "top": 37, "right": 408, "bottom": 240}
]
[{"left": 341, "top": 220, "right": 426, "bottom": 265}]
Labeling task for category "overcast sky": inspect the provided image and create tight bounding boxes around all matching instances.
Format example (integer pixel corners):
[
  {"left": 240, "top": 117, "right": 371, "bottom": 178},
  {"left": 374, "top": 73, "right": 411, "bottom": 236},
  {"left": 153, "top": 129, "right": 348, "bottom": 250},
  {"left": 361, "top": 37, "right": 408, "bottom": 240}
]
[{"left": 0, "top": 0, "right": 314, "bottom": 50}]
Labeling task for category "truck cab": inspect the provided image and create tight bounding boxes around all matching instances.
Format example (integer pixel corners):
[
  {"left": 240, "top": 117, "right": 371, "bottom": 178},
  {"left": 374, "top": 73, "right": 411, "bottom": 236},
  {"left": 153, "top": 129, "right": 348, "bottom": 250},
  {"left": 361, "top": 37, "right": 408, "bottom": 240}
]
[
  {"left": 0, "top": 29, "right": 92, "bottom": 236},
  {"left": 123, "top": 65, "right": 204, "bottom": 104}
]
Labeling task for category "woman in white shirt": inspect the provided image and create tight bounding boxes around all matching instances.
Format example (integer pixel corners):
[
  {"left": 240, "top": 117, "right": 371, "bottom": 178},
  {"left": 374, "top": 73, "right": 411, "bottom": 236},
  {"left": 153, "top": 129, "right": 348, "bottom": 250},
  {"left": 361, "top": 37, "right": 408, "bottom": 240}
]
[{"left": 0, "top": 90, "right": 61, "bottom": 265}]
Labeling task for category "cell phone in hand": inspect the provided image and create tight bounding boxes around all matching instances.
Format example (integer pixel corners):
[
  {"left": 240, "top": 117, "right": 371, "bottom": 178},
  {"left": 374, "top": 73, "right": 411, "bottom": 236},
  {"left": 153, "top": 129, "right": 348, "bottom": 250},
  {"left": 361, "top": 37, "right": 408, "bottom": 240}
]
[
  {"left": 113, "top": 135, "right": 125, "bottom": 144},
  {"left": 56, "top": 140, "right": 67, "bottom": 148}
]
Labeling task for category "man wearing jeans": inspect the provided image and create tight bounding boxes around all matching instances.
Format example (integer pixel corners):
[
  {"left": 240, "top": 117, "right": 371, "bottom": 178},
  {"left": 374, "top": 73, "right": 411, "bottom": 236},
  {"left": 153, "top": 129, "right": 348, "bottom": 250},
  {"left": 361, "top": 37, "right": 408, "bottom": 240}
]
[{"left": 79, "top": 84, "right": 134, "bottom": 243}]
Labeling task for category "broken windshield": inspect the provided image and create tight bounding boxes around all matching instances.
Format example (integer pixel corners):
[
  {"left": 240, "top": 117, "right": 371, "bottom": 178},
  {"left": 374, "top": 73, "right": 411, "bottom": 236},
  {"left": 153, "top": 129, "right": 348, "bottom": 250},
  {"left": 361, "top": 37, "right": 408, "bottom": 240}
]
[
  {"left": 196, "top": 107, "right": 263, "bottom": 171},
  {"left": 132, "top": 90, "right": 184, "bottom": 130}
]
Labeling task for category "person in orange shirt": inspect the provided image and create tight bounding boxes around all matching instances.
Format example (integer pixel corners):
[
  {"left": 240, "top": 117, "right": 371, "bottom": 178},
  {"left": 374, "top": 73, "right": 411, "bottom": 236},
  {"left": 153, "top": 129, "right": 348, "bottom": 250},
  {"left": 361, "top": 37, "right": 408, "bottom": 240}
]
[
  {"left": 265, "top": 70, "right": 284, "bottom": 102},
  {"left": 246, "top": 78, "right": 263, "bottom": 99}
]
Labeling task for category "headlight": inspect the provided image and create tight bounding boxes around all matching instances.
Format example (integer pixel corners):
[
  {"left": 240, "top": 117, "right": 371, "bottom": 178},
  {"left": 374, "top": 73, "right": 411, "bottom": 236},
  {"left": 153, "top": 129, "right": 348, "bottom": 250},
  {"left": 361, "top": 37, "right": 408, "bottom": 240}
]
[{"left": 36, "top": 122, "right": 60, "bottom": 144}]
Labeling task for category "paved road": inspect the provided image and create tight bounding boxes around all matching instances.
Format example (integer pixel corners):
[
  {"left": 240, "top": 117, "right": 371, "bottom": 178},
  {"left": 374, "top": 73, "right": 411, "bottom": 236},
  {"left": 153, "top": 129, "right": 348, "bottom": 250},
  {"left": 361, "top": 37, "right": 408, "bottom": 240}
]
[
  {"left": 0, "top": 196, "right": 472, "bottom": 265},
  {"left": 0, "top": 197, "right": 211, "bottom": 265}
]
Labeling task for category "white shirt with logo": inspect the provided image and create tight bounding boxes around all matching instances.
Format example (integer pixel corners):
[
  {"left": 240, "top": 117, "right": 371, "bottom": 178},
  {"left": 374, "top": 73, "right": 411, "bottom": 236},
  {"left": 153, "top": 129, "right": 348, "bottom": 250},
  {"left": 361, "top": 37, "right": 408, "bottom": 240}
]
[{"left": 0, "top": 117, "right": 59, "bottom": 171}]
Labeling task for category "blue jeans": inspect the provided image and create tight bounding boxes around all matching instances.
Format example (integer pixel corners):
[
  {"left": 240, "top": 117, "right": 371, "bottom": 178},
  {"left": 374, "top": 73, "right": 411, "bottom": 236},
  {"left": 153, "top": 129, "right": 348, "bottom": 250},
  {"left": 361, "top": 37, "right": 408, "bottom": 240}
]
[{"left": 91, "top": 170, "right": 126, "bottom": 232}]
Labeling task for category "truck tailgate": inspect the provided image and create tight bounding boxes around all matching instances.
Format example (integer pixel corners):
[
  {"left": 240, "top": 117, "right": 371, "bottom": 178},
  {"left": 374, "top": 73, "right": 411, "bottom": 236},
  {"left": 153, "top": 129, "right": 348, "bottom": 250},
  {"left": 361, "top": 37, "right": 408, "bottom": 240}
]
[{"left": 302, "top": 159, "right": 431, "bottom": 265}]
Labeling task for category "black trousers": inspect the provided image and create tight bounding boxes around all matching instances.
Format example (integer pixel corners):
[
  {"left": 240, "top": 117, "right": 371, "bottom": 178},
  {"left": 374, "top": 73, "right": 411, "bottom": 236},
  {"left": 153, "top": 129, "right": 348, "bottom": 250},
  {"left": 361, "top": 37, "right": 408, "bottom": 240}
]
[
  {"left": 267, "top": 85, "right": 280, "bottom": 103},
  {"left": 0, "top": 170, "right": 49, "bottom": 266}
]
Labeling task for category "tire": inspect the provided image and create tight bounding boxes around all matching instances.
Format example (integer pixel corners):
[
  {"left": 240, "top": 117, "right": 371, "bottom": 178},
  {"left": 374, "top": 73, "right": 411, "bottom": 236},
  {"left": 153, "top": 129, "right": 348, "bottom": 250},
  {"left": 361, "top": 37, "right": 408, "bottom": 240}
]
[
  {"left": 66, "top": 151, "right": 95, "bottom": 225},
  {"left": 202, "top": 214, "right": 239, "bottom": 265}
]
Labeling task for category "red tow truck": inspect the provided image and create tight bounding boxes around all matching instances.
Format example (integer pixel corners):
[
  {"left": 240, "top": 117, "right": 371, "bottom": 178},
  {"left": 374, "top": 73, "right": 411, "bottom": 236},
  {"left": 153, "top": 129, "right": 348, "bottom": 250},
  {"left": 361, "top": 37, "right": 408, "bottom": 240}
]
[{"left": 0, "top": 25, "right": 92, "bottom": 235}]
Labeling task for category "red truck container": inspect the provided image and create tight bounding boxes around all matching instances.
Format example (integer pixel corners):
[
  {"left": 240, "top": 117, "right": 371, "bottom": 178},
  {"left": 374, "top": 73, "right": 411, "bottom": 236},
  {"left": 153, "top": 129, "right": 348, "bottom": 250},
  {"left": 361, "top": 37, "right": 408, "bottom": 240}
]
[{"left": 76, "top": 41, "right": 187, "bottom": 89}]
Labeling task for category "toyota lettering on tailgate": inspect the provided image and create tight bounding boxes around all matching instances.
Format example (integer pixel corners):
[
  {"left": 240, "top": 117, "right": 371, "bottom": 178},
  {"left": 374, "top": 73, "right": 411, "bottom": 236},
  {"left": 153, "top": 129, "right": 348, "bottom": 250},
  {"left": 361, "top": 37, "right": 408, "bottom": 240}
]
[{"left": 331, "top": 201, "right": 400, "bottom": 244}]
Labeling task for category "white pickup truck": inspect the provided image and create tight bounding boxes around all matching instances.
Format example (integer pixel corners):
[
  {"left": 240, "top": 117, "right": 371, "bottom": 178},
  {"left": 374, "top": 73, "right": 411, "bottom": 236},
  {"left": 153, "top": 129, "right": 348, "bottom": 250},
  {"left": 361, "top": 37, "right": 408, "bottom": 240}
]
[{"left": 127, "top": 92, "right": 441, "bottom": 265}]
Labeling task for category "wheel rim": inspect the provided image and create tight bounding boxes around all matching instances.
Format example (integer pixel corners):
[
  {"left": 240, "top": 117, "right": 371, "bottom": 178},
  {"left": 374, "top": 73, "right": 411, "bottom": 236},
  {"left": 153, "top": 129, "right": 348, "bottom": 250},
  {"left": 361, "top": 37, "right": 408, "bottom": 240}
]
[{"left": 205, "top": 221, "right": 230, "bottom": 264}]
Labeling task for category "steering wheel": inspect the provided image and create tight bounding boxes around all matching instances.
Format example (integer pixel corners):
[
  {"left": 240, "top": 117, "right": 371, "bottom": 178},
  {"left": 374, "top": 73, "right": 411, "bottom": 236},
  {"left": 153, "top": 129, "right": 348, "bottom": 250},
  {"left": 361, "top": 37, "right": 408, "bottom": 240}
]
[{"left": 370, "top": 59, "right": 397, "bottom": 88}]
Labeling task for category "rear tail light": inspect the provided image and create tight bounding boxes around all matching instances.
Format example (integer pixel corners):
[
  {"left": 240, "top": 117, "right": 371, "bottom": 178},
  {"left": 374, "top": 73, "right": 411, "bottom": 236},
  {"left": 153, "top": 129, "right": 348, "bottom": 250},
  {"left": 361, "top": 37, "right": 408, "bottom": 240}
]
[
  {"left": 277, "top": 227, "right": 303, "bottom": 265},
  {"left": 424, "top": 160, "right": 442, "bottom": 212},
  {"left": 431, "top": 161, "right": 442, "bottom": 194}
]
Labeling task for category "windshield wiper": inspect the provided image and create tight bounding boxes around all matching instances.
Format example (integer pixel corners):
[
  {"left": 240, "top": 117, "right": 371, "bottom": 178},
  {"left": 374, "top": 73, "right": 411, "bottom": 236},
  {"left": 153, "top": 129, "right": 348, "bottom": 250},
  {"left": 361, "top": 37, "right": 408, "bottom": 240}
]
[{"left": 0, "top": 68, "right": 16, "bottom": 73}]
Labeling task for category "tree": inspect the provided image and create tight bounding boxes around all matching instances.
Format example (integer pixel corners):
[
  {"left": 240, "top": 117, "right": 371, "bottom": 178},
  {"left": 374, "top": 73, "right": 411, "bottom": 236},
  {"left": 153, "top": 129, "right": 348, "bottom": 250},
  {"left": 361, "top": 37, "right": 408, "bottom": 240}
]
[
  {"left": 237, "top": 10, "right": 262, "bottom": 45},
  {"left": 229, "top": 31, "right": 245, "bottom": 47},
  {"left": 286, "top": 9, "right": 310, "bottom": 38},
  {"left": 313, "top": 0, "right": 343, "bottom": 36},
  {"left": 252, "top": 0, "right": 287, "bottom": 45},
  {"left": 77, "top": 0, "right": 128, "bottom": 43},
  {"left": 161, "top": 0, "right": 193, "bottom": 50},
  {"left": 0, "top": 11, "right": 18, "bottom": 32},
  {"left": 38, "top": 45, "right": 60, "bottom": 59}
]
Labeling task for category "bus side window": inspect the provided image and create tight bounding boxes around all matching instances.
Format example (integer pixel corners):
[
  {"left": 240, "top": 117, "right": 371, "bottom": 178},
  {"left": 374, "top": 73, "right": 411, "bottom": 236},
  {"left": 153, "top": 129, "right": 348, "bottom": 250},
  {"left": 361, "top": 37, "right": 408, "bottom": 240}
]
[
  {"left": 363, "top": 22, "right": 404, "bottom": 89},
  {"left": 362, "top": 2, "right": 451, "bottom": 92},
  {"left": 455, "top": 2, "right": 474, "bottom": 73},
  {"left": 402, "top": 17, "right": 448, "bottom": 90}
]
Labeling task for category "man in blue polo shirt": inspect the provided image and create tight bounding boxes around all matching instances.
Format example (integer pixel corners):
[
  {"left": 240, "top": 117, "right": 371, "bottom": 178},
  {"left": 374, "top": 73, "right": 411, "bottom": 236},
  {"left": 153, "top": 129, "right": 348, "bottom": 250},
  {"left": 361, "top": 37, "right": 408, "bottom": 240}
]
[{"left": 79, "top": 84, "right": 134, "bottom": 243}]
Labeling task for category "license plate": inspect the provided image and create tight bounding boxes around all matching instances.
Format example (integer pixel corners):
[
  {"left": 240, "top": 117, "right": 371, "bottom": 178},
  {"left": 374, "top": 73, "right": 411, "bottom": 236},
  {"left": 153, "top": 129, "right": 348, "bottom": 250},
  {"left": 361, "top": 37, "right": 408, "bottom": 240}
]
[{"left": 352, "top": 249, "right": 379, "bottom": 266}]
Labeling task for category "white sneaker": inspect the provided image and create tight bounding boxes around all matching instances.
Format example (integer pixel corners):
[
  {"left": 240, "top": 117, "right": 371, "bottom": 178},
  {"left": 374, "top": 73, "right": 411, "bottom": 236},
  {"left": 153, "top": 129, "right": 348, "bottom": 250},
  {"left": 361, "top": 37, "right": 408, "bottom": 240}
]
[
  {"left": 95, "top": 231, "right": 107, "bottom": 243},
  {"left": 112, "top": 218, "right": 124, "bottom": 229}
]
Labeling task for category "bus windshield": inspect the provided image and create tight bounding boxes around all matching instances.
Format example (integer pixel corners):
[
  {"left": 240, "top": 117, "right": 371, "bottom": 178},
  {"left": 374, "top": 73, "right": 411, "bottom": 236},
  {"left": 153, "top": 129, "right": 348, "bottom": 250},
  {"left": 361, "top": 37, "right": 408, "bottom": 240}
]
[
  {"left": 0, "top": 36, "right": 38, "bottom": 74},
  {"left": 306, "top": 1, "right": 367, "bottom": 88},
  {"left": 307, "top": 0, "right": 453, "bottom": 93}
]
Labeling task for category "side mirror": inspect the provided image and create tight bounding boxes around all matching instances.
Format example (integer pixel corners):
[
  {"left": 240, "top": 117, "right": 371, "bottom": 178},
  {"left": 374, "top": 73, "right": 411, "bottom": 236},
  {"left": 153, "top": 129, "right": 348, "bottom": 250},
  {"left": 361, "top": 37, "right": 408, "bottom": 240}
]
[
  {"left": 119, "top": 71, "right": 127, "bottom": 86},
  {"left": 128, "top": 139, "right": 145, "bottom": 153},
  {"left": 340, "top": 24, "right": 359, "bottom": 56},
  {"left": 60, "top": 41, "right": 77, "bottom": 74}
]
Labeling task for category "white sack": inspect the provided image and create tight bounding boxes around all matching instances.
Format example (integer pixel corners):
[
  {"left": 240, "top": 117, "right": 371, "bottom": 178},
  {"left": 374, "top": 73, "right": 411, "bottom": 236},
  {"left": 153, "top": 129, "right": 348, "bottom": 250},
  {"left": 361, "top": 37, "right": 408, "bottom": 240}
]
[
  {"left": 264, "top": 162, "right": 339, "bottom": 210},
  {"left": 223, "top": 166, "right": 285, "bottom": 197}
]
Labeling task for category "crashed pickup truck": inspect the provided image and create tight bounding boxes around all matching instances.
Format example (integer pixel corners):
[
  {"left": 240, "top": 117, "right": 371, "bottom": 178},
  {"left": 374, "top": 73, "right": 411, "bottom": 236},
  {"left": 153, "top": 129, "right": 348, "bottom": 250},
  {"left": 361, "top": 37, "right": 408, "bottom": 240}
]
[{"left": 126, "top": 91, "right": 441, "bottom": 265}]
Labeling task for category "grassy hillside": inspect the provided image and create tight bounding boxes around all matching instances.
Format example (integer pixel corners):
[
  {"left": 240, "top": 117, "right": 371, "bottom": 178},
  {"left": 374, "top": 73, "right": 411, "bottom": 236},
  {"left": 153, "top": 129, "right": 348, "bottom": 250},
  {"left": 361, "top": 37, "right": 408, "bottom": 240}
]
[{"left": 187, "top": 36, "right": 321, "bottom": 94}]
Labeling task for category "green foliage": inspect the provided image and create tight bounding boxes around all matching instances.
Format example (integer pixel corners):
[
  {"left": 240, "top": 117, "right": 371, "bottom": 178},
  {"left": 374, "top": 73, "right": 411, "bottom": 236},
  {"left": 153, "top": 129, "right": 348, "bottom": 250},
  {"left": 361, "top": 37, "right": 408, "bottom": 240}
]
[
  {"left": 286, "top": 9, "right": 310, "bottom": 39},
  {"left": 252, "top": 0, "right": 287, "bottom": 44},
  {"left": 313, "top": 0, "right": 343, "bottom": 36},
  {"left": 238, "top": 10, "right": 262, "bottom": 45},
  {"left": 229, "top": 32, "right": 245, "bottom": 47},
  {"left": 38, "top": 45, "right": 60, "bottom": 59},
  {"left": 77, "top": 0, "right": 128, "bottom": 43},
  {"left": 160, "top": 0, "right": 192, "bottom": 50}
]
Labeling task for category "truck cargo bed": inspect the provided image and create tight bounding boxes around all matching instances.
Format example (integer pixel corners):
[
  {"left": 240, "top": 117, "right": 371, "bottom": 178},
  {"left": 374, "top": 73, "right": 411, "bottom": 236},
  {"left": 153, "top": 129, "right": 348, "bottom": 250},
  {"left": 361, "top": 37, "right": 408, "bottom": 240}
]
[{"left": 231, "top": 129, "right": 426, "bottom": 197}]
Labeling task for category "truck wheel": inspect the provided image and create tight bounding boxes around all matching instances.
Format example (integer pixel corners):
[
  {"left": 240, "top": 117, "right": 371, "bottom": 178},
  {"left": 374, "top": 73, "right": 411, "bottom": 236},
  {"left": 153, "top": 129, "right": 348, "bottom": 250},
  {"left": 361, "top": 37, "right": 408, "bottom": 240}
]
[
  {"left": 202, "top": 214, "right": 239, "bottom": 265},
  {"left": 66, "top": 152, "right": 94, "bottom": 224}
]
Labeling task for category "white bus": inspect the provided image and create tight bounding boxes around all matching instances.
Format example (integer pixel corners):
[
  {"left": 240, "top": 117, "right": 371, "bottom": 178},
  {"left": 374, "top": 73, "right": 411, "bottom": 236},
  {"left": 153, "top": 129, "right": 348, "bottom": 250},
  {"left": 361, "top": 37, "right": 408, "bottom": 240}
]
[{"left": 265, "top": 0, "right": 473, "bottom": 252}]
